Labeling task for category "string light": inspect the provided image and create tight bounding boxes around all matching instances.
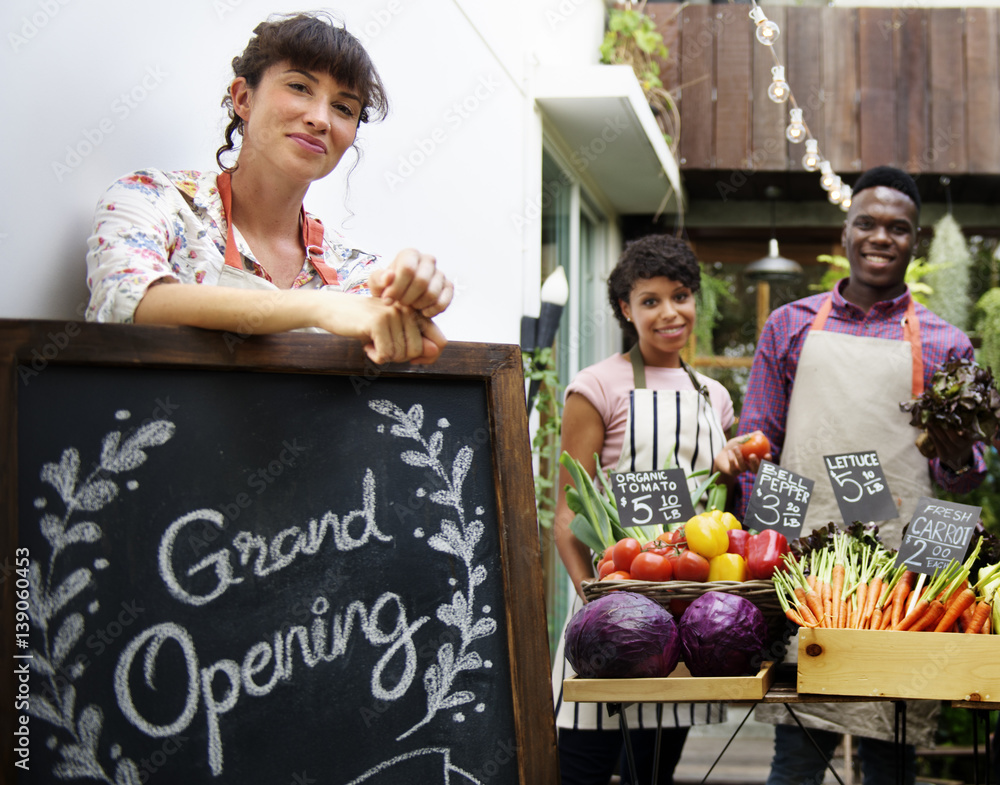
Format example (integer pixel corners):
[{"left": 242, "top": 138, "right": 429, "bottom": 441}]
[
  {"left": 785, "top": 108, "right": 806, "bottom": 143},
  {"left": 747, "top": 1, "right": 849, "bottom": 210},
  {"left": 839, "top": 185, "right": 853, "bottom": 212},
  {"left": 819, "top": 161, "right": 839, "bottom": 191},
  {"left": 802, "top": 139, "right": 821, "bottom": 171},
  {"left": 827, "top": 178, "right": 845, "bottom": 205},
  {"left": 749, "top": 5, "right": 780, "bottom": 45},
  {"left": 767, "top": 65, "right": 790, "bottom": 103}
]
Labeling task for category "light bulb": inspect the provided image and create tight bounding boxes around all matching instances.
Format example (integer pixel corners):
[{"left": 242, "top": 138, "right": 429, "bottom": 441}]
[
  {"left": 785, "top": 107, "right": 806, "bottom": 143},
  {"left": 827, "top": 177, "right": 844, "bottom": 204},
  {"left": 839, "top": 185, "right": 852, "bottom": 212},
  {"left": 802, "top": 139, "right": 820, "bottom": 171},
  {"left": 749, "top": 6, "right": 780, "bottom": 45},
  {"left": 768, "top": 65, "right": 790, "bottom": 104},
  {"left": 819, "top": 161, "right": 838, "bottom": 191}
]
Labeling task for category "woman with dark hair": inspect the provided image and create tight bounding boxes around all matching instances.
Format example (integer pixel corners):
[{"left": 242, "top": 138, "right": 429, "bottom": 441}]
[
  {"left": 86, "top": 12, "right": 452, "bottom": 365},
  {"left": 551, "top": 234, "right": 768, "bottom": 785}
]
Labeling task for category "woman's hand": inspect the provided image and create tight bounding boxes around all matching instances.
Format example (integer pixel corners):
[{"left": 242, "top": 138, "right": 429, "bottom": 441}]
[{"left": 368, "top": 248, "right": 454, "bottom": 317}]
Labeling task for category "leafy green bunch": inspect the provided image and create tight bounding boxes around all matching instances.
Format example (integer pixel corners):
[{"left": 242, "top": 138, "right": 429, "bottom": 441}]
[{"left": 900, "top": 358, "right": 1000, "bottom": 457}]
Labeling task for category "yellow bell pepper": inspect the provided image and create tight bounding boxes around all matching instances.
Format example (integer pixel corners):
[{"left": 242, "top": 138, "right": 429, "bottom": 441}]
[
  {"left": 720, "top": 512, "right": 742, "bottom": 530},
  {"left": 708, "top": 552, "right": 747, "bottom": 582},
  {"left": 684, "top": 514, "right": 730, "bottom": 559}
]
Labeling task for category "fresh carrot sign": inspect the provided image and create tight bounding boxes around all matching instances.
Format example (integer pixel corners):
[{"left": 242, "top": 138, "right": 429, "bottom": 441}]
[{"left": 896, "top": 497, "right": 980, "bottom": 575}]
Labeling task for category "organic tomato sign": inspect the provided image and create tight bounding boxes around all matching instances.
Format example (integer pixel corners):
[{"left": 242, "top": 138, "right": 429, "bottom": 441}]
[
  {"left": 0, "top": 320, "right": 558, "bottom": 785},
  {"left": 743, "top": 460, "right": 814, "bottom": 540},
  {"left": 823, "top": 451, "right": 898, "bottom": 526},
  {"left": 895, "top": 497, "right": 980, "bottom": 575},
  {"left": 611, "top": 468, "right": 696, "bottom": 534}
]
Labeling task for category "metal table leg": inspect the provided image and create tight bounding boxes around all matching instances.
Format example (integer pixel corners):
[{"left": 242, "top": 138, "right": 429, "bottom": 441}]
[
  {"left": 784, "top": 704, "right": 847, "bottom": 785},
  {"left": 607, "top": 702, "right": 640, "bottom": 785}
]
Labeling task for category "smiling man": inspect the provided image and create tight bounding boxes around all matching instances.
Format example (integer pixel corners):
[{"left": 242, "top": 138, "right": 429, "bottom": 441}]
[{"left": 736, "top": 166, "right": 987, "bottom": 784}]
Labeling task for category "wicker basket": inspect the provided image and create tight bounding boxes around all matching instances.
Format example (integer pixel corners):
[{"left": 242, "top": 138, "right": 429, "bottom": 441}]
[{"left": 581, "top": 578, "right": 793, "bottom": 657}]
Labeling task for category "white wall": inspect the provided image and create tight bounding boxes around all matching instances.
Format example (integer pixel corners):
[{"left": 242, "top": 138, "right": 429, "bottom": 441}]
[{"left": 0, "top": 0, "right": 607, "bottom": 344}]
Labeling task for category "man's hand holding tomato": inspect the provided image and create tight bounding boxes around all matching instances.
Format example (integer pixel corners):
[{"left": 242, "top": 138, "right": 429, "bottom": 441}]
[{"left": 713, "top": 430, "right": 773, "bottom": 484}]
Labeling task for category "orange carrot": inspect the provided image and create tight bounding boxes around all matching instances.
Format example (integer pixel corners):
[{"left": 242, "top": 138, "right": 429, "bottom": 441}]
[
  {"left": 910, "top": 599, "right": 946, "bottom": 632},
  {"left": 959, "top": 602, "right": 976, "bottom": 632},
  {"left": 853, "top": 583, "right": 869, "bottom": 629},
  {"left": 983, "top": 615, "right": 992, "bottom": 634},
  {"left": 859, "top": 576, "right": 880, "bottom": 629},
  {"left": 934, "top": 587, "right": 977, "bottom": 633},
  {"left": 869, "top": 604, "right": 884, "bottom": 632},
  {"left": 896, "top": 594, "right": 931, "bottom": 631},
  {"left": 831, "top": 563, "right": 845, "bottom": 629},
  {"left": 965, "top": 599, "right": 993, "bottom": 634},
  {"left": 892, "top": 571, "right": 917, "bottom": 628}
]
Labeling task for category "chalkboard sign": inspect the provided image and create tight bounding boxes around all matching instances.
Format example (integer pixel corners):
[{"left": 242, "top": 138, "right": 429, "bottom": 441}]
[
  {"left": 896, "top": 497, "right": 981, "bottom": 575},
  {"left": 823, "top": 451, "right": 898, "bottom": 525},
  {"left": 611, "top": 468, "right": 694, "bottom": 534},
  {"left": 0, "top": 320, "right": 558, "bottom": 785},
  {"left": 743, "top": 460, "right": 814, "bottom": 540}
]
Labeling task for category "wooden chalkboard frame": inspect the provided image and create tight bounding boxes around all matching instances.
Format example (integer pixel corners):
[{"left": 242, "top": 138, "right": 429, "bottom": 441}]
[{"left": 0, "top": 318, "right": 559, "bottom": 784}]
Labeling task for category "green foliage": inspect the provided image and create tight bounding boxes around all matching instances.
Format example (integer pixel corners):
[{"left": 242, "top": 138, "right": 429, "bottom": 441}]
[
  {"left": 925, "top": 214, "right": 973, "bottom": 331},
  {"left": 600, "top": 6, "right": 668, "bottom": 89},
  {"left": 973, "top": 287, "right": 1000, "bottom": 379},
  {"left": 811, "top": 254, "right": 938, "bottom": 305},
  {"left": 524, "top": 347, "right": 563, "bottom": 529},
  {"left": 599, "top": 3, "right": 679, "bottom": 150},
  {"left": 694, "top": 263, "right": 737, "bottom": 356}
]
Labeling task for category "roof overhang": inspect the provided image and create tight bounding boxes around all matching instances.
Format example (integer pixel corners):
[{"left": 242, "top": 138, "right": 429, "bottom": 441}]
[{"left": 534, "top": 64, "right": 683, "bottom": 215}]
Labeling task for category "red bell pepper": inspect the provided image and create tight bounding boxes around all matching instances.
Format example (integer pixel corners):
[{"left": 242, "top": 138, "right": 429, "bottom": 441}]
[
  {"left": 727, "top": 529, "right": 751, "bottom": 559},
  {"left": 746, "top": 529, "right": 789, "bottom": 580}
]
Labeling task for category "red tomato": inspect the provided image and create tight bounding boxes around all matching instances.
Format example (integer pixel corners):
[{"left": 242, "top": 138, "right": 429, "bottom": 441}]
[
  {"left": 674, "top": 550, "right": 711, "bottom": 582},
  {"left": 629, "top": 551, "right": 674, "bottom": 582},
  {"left": 612, "top": 538, "right": 643, "bottom": 571},
  {"left": 643, "top": 540, "right": 671, "bottom": 556},
  {"left": 601, "top": 570, "right": 632, "bottom": 581},
  {"left": 597, "top": 560, "right": 618, "bottom": 579},
  {"left": 738, "top": 431, "right": 771, "bottom": 461},
  {"left": 601, "top": 545, "right": 615, "bottom": 563}
]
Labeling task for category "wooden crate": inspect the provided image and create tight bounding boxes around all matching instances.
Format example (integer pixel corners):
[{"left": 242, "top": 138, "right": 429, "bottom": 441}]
[
  {"left": 563, "top": 661, "right": 777, "bottom": 704},
  {"left": 797, "top": 629, "right": 1000, "bottom": 702}
]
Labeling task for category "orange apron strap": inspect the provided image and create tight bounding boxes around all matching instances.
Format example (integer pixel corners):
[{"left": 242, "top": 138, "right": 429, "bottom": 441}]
[
  {"left": 902, "top": 299, "right": 924, "bottom": 398},
  {"left": 810, "top": 295, "right": 834, "bottom": 331},
  {"left": 216, "top": 170, "right": 339, "bottom": 286},
  {"left": 215, "top": 171, "right": 243, "bottom": 271}
]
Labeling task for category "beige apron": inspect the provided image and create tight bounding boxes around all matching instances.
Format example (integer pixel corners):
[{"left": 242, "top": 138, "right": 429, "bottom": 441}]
[
  {"left": 553, "top": 347, "right": 728, "bottom": 730},
  {"left": 755, "top": 295, "right": 938, "bottom": 746}
]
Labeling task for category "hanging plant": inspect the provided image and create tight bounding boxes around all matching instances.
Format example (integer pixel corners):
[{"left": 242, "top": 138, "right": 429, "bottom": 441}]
[
  {"left": 924, "top": 214, "right": 973, "bottom": 331},
  {"left": 600, "top": 1, "right": 681, "bottom": 153}
]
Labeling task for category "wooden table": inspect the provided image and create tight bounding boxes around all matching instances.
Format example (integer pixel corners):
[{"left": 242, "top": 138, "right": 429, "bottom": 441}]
[{"left": 564, "top": 663, "right": 999, "bottom": 785}]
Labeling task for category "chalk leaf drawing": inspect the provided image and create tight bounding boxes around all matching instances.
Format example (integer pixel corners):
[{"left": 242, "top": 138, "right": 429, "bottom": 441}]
[
  {"left": 27, "top": 411, "right": 175, "bottom": 784},
  {"left": 369, "top": 400, "right": 497, "bottom": 743}
]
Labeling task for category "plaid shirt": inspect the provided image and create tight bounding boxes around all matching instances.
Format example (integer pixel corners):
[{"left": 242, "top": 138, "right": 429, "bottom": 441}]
[{"left": 736, "top": 280, "right": 986, "bottom": 517}]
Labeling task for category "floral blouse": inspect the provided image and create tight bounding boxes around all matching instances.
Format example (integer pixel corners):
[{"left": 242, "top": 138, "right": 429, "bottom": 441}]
[{"left": 85, "top": 169, "right": 378, "bottom": 323}]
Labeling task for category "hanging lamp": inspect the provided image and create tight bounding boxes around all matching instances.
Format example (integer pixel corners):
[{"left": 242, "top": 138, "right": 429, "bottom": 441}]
[{"left": 745, "top": 187, "right": 803, "bottom": 282}]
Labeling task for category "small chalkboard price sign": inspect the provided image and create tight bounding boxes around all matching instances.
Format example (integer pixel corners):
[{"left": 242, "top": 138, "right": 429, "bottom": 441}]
[
  {"left": 743, "top": 460, "right": 814, "bottom": 540},
  {"left": 896, "top": 497, "right": 981, "bottom": 575},
  {"left": 611, "top": 469, "right": 695, "bottom": 534},
  {"left": 0, "top": 320, "right": 559, "bottom": 785},
  {"left": 823, "top": 451, "right": 899, "bottom": 525}
]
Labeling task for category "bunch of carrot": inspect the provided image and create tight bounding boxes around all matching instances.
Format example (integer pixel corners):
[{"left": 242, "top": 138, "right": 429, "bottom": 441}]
[{"left": 774, "top": 530, "right": 999, "bottom": 634}]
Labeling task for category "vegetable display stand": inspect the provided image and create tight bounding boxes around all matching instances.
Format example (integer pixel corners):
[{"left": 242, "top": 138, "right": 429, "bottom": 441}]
[
  {"left": 563, "top": 660, "right": 778, "bottom": 703},
  {"left": 581, "top": 578, "right": 790, "bottom": 648},
  {"left": 797, "top": 629, "right": 1000, "bottom": 702}
]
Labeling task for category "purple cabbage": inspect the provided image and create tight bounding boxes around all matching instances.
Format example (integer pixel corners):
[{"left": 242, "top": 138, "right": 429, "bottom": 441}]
[
  {"left": 565, "top": 592, "right": 681, "bottom": 678},
  {"left": 678, "top": 591, "right": 767, "bottom": 677}
]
